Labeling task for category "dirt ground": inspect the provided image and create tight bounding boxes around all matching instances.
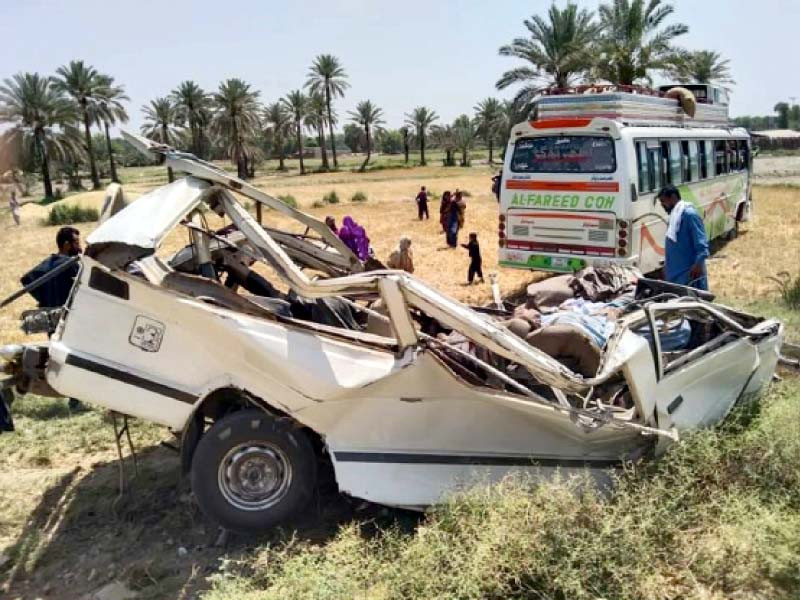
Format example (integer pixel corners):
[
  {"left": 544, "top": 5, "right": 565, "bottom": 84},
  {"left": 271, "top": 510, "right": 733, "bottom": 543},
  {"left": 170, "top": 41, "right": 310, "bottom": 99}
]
[
  {"left": 0, "top": 160, "right": 798, "bottom": 599},
  {"left": 752, "top": 154, "right": 800, "bottom": 185}
]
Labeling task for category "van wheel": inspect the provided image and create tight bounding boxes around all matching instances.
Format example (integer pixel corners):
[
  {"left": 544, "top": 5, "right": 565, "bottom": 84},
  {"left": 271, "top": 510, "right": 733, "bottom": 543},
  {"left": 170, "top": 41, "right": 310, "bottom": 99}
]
[{"left": 191, "top": 409, "right": 316, "bottom": 533}]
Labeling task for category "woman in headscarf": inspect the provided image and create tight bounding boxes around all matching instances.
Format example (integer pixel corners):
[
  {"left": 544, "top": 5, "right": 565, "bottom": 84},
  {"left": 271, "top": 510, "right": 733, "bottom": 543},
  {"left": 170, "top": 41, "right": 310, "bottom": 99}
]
[
  {"left": 338, "top": 216, "right": 370, "bottom": 261},
  {"left": 445, "top": 191, "right": 466, "bottom": 248},
  {"left": 439, "top": 190, "right": 452, "bottom": 233},
  {"left": 386, "top": 236, "right": 414, "bottom": 273}
]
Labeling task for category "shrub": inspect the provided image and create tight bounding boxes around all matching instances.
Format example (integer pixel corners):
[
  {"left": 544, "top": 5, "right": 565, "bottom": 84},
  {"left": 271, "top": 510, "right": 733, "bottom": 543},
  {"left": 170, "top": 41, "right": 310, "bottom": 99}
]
[
  {"left": 351, "top": 191, "right": 368, "bottom": 203},
  {"left": 769, "top": 271, "right": 800, "bottom": 309},
  {"left": 311, "top": 200, "right": 326, "bottom": 209},
  {"left": 323, "top": 191, "right": 340, "bottom": 204},
  {"left": 278, "top": 194, "right": 297, "bottom": 208},
  {"left": 461, "top": 190, "right": 472, "bottom": 197},
  {"left": 43, "top": 204, "right": 99, "bottom": 226}
]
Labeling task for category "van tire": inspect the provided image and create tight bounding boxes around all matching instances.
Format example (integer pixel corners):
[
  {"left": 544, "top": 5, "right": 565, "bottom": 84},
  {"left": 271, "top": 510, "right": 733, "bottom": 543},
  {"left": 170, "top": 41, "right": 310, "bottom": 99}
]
[{"left": 191, "top": 409, "right": 316, "bottom": 533}]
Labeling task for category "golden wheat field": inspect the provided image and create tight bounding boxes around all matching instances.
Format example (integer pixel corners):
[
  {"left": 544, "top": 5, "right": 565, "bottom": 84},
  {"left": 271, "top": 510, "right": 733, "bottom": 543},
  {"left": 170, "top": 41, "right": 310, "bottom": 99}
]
[{"left": 0, "top": 165, "right": 798, "bottom": 350}]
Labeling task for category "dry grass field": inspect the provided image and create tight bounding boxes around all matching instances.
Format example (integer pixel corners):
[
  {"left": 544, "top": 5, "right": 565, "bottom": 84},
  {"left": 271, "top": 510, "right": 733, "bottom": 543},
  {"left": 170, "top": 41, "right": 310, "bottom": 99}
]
[{"left": 0, "top": 162, "right": 798, "bottom": 599}]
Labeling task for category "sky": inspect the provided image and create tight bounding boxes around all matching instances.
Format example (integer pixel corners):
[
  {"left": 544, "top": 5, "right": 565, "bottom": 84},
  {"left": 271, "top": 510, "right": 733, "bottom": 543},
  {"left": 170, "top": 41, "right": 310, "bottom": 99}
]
[{"left": 1, "top": 0, "right": 798, "bottom": 133}]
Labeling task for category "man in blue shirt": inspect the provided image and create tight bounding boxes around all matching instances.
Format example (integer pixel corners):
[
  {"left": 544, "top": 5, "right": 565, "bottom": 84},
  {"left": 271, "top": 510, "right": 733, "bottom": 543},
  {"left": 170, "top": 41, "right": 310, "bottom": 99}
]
[
  {"left": 657, "top": 185, "right": 710, "bottom": 290},
  {"left": 21, "top": 227, "right": 82, "bottom": 307}
]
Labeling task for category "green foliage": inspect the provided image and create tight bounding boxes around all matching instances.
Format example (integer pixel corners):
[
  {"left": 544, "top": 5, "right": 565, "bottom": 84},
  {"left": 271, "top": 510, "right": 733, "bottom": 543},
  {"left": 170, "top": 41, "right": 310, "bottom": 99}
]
[
  {"left": 278, "top": 194, "right": 297, "bottom": 208},
  {"left": 769, "top": 271, "right": 800, "bottom": 309},
  {"left": 350, "top": 191, "right": 367, "bottom": 203},
  {"left": 43, "top": 203, "right": 99, "bottom": 226},
  {"left": 668, "top": 49, "right": 735, "bottom": 86},
  {"left": 322, "top": 190, "right": 339, "bottom": 204},
  {"left": 311, "top": 200, "right": 326, "bottom": 209},
  {"left": 497, "top": 3, "right": 599, "bottom": 110},
  {"left": 378, "top": 129, "right": 404, "bottom": 154},
  {"left": 206, "top": 381, "right": 800, "bottom": 600}
]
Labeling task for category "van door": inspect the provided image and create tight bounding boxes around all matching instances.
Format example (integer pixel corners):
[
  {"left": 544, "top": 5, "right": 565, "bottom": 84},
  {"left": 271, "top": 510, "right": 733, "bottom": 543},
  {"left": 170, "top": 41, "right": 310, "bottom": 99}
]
[{"left": 646, "top": 306, "right": 758, "bottom": 432}]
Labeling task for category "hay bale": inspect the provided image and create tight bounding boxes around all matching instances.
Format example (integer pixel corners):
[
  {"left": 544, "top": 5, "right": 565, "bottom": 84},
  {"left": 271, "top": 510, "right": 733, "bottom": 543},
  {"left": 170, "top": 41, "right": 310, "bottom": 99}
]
[{"left": 665, "top": 86, "right": 697, "bottom": 118}]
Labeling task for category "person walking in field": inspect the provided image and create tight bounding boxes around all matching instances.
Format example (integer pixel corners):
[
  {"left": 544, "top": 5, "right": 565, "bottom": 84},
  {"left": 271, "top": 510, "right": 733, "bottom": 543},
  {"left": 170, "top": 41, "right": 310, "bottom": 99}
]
[
  {"left": 386, "top": 236, "right": 414, "bottom": 273},
  {"left": 8, "top": 189, "right": 21, "bottom": 226},
  {"left": 445, "top": 190, "right": 466, "bottom": 248},
  {"left": 439, "top": 190, "right": 452, "bottom": 233},
  {"left": 657, "top": 185, "right": 709, "bottom": 290},
  {"left": 415, "top": 186, "right": 429, "bottom": 220},
  {"left": 461, "top": 232, "right": 483, "bottom": 284}
]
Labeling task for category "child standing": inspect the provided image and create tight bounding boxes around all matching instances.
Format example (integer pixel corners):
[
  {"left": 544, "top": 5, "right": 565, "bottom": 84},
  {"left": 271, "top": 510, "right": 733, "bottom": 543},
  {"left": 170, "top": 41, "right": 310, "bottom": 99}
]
[{"left": 461, "top": 232, "right": 483, "bottom": 284}]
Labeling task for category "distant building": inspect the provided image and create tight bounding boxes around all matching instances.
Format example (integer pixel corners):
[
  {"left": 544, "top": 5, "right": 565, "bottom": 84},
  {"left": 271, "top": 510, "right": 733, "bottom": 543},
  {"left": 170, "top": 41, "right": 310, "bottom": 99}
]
[
  {"left": 750, "top": 129, "right": 800, "bottom": 140},
  {"left": 750, "top": 129, "right": 800, "bottom": 150}
]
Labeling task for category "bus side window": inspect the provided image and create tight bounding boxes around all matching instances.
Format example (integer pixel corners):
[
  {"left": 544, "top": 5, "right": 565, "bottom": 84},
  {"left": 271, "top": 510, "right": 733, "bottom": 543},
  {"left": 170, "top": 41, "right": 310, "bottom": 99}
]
[
  {"left": 660, "top": 141, "right": 671, "bottom": 184},
  {"left": 727, "top": 141, "right": 738, "bottom": 171},
  {"left": 636, "top": 142, "right": 649, "bottom": 194},
  {"left": 740, "top": 140, "right": 751, "bottom": 171},
  {"left": 689, "top": 141, "right": 700, "bottom": 181},
  {"left": 680, "top": 140, "right": 691, "bottom": 181},
  {"left": 715, "top": 140, "right": 727, "bottom": 175},
  {"left": 705, "top": 140, "right": 715, "bottom": 178},
  {"left": 648, "top": 146, "right": 662, "bottom": 191},
  {"left": 698, "top": 140, "right": 708, "bottom": 179},
  {"left": 669, "top": 141, "right": 682, "bottom": 183}
]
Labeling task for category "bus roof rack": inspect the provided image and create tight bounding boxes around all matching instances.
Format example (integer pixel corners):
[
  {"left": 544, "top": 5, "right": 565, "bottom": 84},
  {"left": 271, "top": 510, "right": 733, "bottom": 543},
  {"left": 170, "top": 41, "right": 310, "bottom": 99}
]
[{"left": 533, "top": 84, "right": 731, "bottom": 129}]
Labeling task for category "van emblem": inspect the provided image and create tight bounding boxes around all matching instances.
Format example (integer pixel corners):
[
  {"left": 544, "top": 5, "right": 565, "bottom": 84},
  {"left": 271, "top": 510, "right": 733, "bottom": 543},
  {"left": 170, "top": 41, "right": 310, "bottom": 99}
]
[{"left": 129, "top": 316, "right": 165, "bottom": 353}]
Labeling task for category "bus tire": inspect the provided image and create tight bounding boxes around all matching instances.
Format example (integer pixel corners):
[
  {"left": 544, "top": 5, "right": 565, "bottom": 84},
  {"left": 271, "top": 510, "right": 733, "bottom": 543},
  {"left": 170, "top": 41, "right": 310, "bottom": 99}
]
[{"left": 191, "top": 409, "right": 317, "bottom": 534}]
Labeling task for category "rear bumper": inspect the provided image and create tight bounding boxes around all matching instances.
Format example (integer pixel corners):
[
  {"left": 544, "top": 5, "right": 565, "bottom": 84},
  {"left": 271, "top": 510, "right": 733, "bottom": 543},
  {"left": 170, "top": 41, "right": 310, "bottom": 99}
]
[{"left": 499, "top": 249, "right": 640, "bottom": 273}]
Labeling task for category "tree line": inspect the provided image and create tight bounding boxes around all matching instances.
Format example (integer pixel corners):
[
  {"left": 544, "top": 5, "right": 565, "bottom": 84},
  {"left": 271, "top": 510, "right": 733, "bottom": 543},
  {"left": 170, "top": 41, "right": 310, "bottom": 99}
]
[
  {"left": 1, "top": 0, "right": 776, "bottom": 203},
  {"left": 733, "top": 103, "right": 800, "bottom": 132}
]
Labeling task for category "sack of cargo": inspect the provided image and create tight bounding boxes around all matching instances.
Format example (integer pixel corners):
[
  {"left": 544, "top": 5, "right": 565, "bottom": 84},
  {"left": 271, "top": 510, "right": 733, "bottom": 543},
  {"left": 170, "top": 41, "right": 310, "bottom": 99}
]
[
  {"left": 525, "top": 324, "right": 601, "bottom": 377},
  {"left": 525, "top": 275, "right": 574, "bottom": 310}
]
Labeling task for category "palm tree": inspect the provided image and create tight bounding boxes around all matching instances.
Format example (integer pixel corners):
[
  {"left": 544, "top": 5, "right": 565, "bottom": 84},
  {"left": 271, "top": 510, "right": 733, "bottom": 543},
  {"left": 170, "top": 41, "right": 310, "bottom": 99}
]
[
  {"left": 596, "top": 0, "right": 688, "bottom": 85},
  {"left": 404, "top": 106, "right": 438, "bottom": 166},
  {"left": 171, "top": 81, "right": 211, "bottom": 157},
  {"left": 473, "top": 98, "right": 505, "bottom": 163},
  {"left": 283, "top": 90, "right": 308, "bottom": 175},
  {"left": 305, "top": 92, "right": 330, "bottom": 171},
  {"left": 452, "top": 115, "right": 477, "bottom": 167},
  {"left": 211, "top": 78, "right": 262, "bottom": 180},
  {"left": 95, "top": 75, "right": 129, "bottom": 183},
  {"left": 348, "top": 100, "right": 384, "bottom": 172},
  {"left": 306, "top": 54, "right": 349, "bottom": 169},
  {"left": 400, "top": 126, "right": 410, "bottom": 164},
  {"left": 497, "top": 3, "right": 598, "bottom": 114},
  {"left": 668, "top": 50, "right": 734, "bottom": 87},
  {"left": 52, "top": 60, "right": 108, "bottom": 189},
  {"left": 264, "top": 102, "right": 291, "bottom": 171},
  {"left": 0, "top": 72, "right": 84, "bottom": 199},
  {"left": 141, "top": 97, "right": 180, "bottom": 145}
]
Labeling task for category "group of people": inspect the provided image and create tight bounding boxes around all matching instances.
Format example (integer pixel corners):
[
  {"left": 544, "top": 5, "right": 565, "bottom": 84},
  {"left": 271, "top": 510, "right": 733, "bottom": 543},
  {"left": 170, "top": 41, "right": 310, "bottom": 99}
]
[{"left": 411, "top": 186, "right": 483, "bottom": 284}]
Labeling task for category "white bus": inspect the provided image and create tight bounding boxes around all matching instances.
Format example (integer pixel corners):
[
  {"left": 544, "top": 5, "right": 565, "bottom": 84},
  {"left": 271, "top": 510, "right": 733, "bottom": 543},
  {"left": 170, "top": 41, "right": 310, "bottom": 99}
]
[{"left": 497, "top": 102, "right": 751, "bottom": 275}]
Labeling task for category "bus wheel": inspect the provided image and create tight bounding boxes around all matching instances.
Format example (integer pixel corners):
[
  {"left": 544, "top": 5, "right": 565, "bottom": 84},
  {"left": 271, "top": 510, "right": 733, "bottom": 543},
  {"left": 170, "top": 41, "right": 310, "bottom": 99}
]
[{"left": 191, "top": 409, "right": 317, "bottom": 533}]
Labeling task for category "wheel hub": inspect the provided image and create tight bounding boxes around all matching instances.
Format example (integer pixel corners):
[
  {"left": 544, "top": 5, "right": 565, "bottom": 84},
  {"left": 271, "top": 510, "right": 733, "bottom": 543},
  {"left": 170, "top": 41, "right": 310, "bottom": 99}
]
[{"left": 218, "top": 443, "right": 292, "bottom": 511}]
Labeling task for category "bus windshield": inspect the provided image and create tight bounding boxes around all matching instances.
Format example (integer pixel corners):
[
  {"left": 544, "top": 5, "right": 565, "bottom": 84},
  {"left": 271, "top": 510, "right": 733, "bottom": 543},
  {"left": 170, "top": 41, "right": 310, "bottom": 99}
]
[{"left": 511, "top": 136, "right": 616, "bottom": 174}]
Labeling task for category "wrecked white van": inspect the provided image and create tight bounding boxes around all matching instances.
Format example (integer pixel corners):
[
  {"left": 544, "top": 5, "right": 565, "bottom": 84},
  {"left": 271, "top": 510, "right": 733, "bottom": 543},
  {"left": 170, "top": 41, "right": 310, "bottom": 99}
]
[{"left": 0, "top": 134, "right": 784, "bottom": 533}]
